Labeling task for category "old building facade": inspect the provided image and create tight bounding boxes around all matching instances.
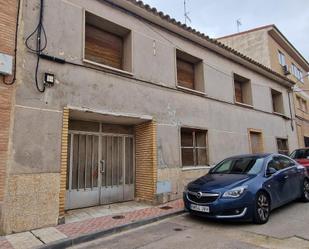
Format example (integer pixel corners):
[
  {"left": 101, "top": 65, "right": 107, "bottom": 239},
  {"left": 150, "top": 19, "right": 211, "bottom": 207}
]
[
  {"left": 219, "top": 25, "right": 309, "bottom": 148},
  {"left": 0, "top": 0, "right": 298, "bottom": 234}
]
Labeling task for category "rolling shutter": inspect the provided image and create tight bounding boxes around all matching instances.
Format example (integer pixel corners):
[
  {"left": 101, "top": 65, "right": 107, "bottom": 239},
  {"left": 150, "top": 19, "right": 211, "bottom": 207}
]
[
  {"left": 177, "top": 58, "right": 195, "bottom": 89},
  {"left": 234, "top": 81, "right": 243, "bottom": 103},
  {"left": 85, "top": 24, "right": 123, "bottom": 69}
]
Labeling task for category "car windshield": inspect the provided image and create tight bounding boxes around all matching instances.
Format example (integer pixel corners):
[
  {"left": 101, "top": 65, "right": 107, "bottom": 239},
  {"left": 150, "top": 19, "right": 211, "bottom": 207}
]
[
  {"left": 290, "top": 149, "right": 309, "bottom": 159},
  {"left": 211, "top": 157, "right": 264, "bottom": 175}
]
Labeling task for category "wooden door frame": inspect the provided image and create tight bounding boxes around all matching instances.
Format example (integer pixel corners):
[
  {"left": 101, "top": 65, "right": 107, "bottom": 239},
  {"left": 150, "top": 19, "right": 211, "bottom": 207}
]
[{"left": 248, "top": 128, "right": 264, "bottom": 153}]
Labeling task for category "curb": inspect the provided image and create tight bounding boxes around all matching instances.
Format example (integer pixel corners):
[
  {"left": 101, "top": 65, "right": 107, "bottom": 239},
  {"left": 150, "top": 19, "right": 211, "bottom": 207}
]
[{"left": 38, "top": 209, "right": 185, "bottom": 249}]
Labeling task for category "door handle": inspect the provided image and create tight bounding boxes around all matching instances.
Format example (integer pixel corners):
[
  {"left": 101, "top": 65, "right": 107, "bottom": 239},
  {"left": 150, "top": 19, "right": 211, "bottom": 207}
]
[
  {"left": 284, "top": 175, "right": 289, "bottom": 179},
  {"left": 100, "top": 160, "right": 105, "bottom": 173}
]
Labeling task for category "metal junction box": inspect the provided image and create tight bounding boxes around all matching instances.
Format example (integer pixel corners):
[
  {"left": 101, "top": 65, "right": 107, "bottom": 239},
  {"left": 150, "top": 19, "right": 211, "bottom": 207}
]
[{"left": 0, "top": 53, "right": 13, "bottom": 75}]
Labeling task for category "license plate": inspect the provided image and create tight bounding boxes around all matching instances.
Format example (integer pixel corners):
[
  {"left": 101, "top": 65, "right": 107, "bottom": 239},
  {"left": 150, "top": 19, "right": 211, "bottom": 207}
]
[{"left": 190, "top": 204, "right": 210, "bottom": 213}]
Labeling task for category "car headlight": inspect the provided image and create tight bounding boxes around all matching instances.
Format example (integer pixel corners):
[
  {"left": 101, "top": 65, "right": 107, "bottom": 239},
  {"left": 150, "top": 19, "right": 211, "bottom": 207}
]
[{"left": 222, "top": 186, "right": 247, "bottom": 198}]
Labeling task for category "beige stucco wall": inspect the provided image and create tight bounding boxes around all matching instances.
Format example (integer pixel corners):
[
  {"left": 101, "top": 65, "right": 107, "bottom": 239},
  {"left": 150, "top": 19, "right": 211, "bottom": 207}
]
[
  {"left": 267, "top": 34, "right": 309, "bottom": 147},
  {"left": 218, "top": 29, "right": 272, "bottom": 68},
  {"left": 1, "top": 0, "right": 299, "bottom": 233},
  {"left": 220, "top": 27, "right": 309, "bottom": 148},
  {"left": 267, "top": 35, "right": 309, "bottom": 86}
]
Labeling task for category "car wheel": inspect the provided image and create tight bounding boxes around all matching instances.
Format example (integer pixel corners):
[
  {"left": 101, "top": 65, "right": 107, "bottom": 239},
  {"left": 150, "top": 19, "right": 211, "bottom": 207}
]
[
  {"left": 301, "top": 179, "right": 309, "bottom": 202},
  {"left": 253, "top": 192, "right": 270, "bottom": 224}
]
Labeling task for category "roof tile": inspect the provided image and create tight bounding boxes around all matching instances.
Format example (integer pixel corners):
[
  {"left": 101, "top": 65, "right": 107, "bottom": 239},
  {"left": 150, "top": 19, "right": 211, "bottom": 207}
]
[{"left": 125, "top": 0, "right": 294, "bottom": 85}]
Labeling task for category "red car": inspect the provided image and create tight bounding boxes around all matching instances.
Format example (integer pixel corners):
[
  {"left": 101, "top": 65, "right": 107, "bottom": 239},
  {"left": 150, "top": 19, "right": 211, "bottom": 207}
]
[{"left": 290, "top": 148, "right": 309, "bottom": 173}]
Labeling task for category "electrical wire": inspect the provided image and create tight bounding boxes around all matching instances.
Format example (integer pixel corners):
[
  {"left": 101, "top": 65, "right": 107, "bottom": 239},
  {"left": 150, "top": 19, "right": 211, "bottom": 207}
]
[
  {"left": 34, "top": 51, "right": 290, "bottom": 120},
  {"left": 25, "top": 0, "right": 47, "bottom": 92},
  {"left": 25, "top": 0, "right": 293, "bottom": 121},
  {"left": 2, "top": 0, "right": 21, "bottom": 85}
]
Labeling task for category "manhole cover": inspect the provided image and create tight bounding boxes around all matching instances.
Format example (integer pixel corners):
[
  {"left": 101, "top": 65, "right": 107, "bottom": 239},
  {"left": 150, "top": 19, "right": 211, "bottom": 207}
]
[
  {"left": 174, "top": 228, "right": 183, "bottom": 232},
  {"left": 112, "top": 215, "right": 125, "bottom": 220},
  {"left": 159, "top": 206, "right": 173, "bottom": 210}
]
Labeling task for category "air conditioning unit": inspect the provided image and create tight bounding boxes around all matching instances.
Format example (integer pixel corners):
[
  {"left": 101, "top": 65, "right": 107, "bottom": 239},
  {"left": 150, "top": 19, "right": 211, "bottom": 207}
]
[{"left": 282, "top": 65, "right": 291, "bottom": 76}]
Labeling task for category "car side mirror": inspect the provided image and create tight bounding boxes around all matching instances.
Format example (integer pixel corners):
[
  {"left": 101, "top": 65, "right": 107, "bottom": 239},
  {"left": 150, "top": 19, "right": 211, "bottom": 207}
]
[{"left": 266, "top": 167, "right": 277, "bottom": 177}]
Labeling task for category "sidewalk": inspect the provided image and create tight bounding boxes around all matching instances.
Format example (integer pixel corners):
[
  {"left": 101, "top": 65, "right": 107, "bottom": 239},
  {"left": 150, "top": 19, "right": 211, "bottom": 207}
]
[{"left": 0, "top": 199, "right": 184, "bottom": 249}]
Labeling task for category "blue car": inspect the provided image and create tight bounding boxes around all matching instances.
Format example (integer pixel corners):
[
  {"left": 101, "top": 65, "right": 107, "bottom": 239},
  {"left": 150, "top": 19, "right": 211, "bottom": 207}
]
[{"left": 183, "top": 153, "right": 309, "bottom": 224}]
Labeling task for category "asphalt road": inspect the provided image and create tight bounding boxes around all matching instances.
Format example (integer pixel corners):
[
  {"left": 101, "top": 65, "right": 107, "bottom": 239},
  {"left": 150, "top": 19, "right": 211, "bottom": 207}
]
[{"left": 70, "top": 201, "right": 309, "bottom": 249}]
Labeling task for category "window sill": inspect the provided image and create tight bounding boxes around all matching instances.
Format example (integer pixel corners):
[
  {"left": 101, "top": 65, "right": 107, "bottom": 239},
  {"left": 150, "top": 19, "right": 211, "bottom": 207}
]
[
  {"left": 272, "top": 112, "right": 290, "bottom": 120},
  {"left": 83, "top": 59, "right": 133, "bottom": 77},
  {"left": 273, "top": 111, "right": 285, "bottom": 116},
  {"left": 182, "top": 165, "right": 212, "bottom": 171},
  {"left": 177, "top": 85, "right": 206, "bottom": 96},
  {"left": 235, "top": 101, "right": 254, "bottom": 109}
]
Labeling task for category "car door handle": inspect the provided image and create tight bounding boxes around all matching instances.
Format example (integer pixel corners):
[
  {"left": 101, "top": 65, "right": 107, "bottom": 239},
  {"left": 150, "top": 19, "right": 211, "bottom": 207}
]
[
  {"left": 100, "top": 160, "right": 105, "bottom": 173},
  {"left": 284, "top": 175, "right": 289, "bottom": 179}
]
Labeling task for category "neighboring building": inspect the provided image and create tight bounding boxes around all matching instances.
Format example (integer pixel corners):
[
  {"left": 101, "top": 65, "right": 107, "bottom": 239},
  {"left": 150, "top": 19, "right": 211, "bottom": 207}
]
[
  {"left": 0, "top": 0, "right": 298, "bottom": 234},
  {"left": 0, "top": 0, "right": 19, "bottom": 235},
  {"left": 218, "top": 25, "right": 309, "bottom": 148}
]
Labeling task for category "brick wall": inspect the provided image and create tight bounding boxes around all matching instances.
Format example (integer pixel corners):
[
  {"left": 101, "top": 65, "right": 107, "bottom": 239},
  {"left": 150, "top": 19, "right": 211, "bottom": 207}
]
[
  {"left": 0, "top": 88, "right": 13, "bottom": 202},
  {"left": 135, "top": 121, "right": 158, "bottom": 202},
  {"left": 59, "top": 108, "right": 69, "bottom": 222},
  {"left": 0, "top": 0, "right": 17, "bottom": 56},
  {"left": 0, "top": 0, "right": 18, "bottom": 202}
]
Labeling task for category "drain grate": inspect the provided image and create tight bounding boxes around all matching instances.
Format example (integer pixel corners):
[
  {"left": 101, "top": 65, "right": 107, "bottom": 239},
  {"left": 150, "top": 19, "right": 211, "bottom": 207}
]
[
  {"left": 159, "top": 205, "right": 173, "bottom": 210},
  {"left": 112, "top": 215, "right": 125, "bottom": 220}
]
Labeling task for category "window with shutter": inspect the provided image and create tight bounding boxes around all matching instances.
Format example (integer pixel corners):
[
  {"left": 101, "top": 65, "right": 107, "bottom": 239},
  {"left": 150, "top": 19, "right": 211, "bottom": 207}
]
[
  {"left": 176, "top": 50, "right": 204, "bottom": 92},
  {"left": 233, "top": 73, "right": 252, "bottom": 105},
  {"left": 234, "top": 80, "right": 243, "bottom": 103},
  {"left": 177, "top": 59, "right": 194, "bottom": 89},
  {"left": 271, "top": 89, "right": 284, "bottom": 114},
  {"left": 84, "top": 11, "right": 132, "bottom": 72},
  {"left": 85, "top": 24, "right": 123, "bottom": 69},
  {"left": 276, "top": 138, "right": 289, "bottom": 155}
]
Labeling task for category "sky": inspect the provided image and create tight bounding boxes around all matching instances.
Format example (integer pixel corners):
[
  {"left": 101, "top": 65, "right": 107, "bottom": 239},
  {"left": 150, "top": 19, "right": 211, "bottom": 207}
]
[{"left": 142, "top": 0, "right": 309, "bottom": 61}]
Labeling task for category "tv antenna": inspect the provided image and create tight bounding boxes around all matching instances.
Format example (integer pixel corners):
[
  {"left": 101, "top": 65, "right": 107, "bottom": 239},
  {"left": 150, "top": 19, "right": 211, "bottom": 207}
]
[
  {"left": 184, "top": 0, "right": 191, "bottom": 25},
  {"left": 236, "top": 19, "right": 242, "bottom": 32}
]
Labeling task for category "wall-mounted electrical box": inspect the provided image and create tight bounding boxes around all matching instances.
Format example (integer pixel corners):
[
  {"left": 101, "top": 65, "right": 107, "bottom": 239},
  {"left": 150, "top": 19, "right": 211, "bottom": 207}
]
[{"left": 0, "top": 53, "right": 13, "bottom": 75}]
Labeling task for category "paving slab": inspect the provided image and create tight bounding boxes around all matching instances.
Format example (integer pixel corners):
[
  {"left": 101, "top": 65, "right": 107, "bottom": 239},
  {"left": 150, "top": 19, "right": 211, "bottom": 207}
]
[
  {"left": 0, "top": 237, "right": 14, "bottom": 249},
  {"left": 6, "top": 232, "right": 42, "bottom": 249},
  {"left": 31, "top": 227, "right": 67, "bottom": 244},
  {"left": 0, "top": 199, "right": 183, "bottom": 249},
  {"left": 65, "top": 201, "right": 152, "bottom": 223}
]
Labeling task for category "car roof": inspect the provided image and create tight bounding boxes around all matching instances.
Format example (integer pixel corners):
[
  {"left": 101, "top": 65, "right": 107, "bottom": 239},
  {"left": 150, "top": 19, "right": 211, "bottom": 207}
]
[
  {"left": 226, "top": 153, "right": 273, "bottom": 160},
  {"left": 293, "top": 148, "right": 309, "bottom": 151}
]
